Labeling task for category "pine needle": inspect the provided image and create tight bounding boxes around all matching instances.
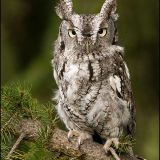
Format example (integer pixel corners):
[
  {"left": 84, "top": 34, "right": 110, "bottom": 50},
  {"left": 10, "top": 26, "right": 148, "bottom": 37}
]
[{"left": 1, "top": 82, "right": 58, "bottom": 160}]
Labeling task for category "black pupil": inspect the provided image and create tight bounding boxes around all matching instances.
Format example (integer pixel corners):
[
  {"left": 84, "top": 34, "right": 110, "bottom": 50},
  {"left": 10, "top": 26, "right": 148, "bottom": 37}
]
[
  {"left": 98, "top": 29, "right": 103, "bottom": 34},
  {"left": 72, "top": 30, "right": 76, "bottom": 35}
]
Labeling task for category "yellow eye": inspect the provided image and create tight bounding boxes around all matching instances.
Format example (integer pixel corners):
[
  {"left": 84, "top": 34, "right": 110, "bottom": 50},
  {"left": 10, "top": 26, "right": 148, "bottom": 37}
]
[
  {"left": 68, "top": 29, "right": 76, "bottom": 38},
  {"left": 98, "top": 28, "right": 107, "bottom": 37}
]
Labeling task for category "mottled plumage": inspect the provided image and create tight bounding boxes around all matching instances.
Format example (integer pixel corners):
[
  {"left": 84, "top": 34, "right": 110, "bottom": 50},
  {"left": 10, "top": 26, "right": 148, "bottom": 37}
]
[{"left": 52, "top": 0, "right": 136, "bottom": 153}]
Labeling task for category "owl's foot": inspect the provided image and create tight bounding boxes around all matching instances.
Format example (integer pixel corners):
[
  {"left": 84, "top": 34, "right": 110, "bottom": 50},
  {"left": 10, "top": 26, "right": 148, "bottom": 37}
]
[
  {"left": 103, "top": 137, "right": 119, "bottom": 153},
  {"left": 67, "top": 130, "right": 92, "bottom": 148},
  {"left": 67, "top": 130, "right": 80, "bottom": 142},
  {"left": 77, "top": 132, "right": 92, "bottom": 147}
]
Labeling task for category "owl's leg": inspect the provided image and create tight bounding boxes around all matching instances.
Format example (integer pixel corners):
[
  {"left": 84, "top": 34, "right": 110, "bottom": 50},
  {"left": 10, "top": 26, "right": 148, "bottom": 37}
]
[
  {"left": 103, "top": 137, "right": 119, "bottom": 153},
  {"left": 67, "top": 130, "right": 92, "bottom": 148}
]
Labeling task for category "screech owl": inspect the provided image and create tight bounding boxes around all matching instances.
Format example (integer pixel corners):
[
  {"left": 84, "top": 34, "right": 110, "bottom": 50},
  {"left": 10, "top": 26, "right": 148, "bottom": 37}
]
[{"left": 52, "top": 0, "right": 136, "bottom": 154}]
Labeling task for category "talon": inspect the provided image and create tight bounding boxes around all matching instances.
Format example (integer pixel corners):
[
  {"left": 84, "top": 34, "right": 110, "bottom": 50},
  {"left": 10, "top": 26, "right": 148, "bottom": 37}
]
[
  {"left": 67, "top": 130, "right": 92, "bottom": 148},
  {"left": 67, "top": 136, "right": 71, "bottom": 142},
  {"left": 77, "top": 132, "right": 92, "bottom": 148},
  {"left": 67, "top": 130, "right": 79, "bottom": 142},
  {"left": 78, "top": 137, "right": 82, "bottom": 146},
  {"left": 67, "top": 130, "right": 73, "bottom": 142},
  {"left": 77, "top": 141, "right": 81, "bottom": 150},
  {"left": 103, "top": 138, "right": 119, "bottom": 153}
]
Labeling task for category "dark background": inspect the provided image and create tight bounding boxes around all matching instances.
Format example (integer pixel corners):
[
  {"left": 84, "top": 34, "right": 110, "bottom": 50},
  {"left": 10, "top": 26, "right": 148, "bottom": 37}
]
[{"left": 1, "top": 0, "right": 159, "bottom": 159}]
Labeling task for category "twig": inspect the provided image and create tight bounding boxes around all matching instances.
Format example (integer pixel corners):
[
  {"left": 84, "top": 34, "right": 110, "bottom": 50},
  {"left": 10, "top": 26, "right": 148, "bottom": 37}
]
[
  {"left": 6, "top": 132, "right": 25, "bottom": 159},
  {"left": 109, "top": 147, "right": 120, "bottom": 160},
  {"left": 6, "top": 119, "right": 41, "bottom": 159}
]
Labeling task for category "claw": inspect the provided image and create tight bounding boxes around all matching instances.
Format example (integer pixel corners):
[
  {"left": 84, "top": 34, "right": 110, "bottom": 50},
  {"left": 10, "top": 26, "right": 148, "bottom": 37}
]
[
  {"left": 67, "top": 130, "right": 92, "bottom": 148},
  {"left": 67, "top": 130, "right": 79, "bottom": 142},
  {"left": 103, "top": 138, "right": 119, "bottom": 153},
  {"left": 77, "top": 132, "right": 92, "bottom": 148}
]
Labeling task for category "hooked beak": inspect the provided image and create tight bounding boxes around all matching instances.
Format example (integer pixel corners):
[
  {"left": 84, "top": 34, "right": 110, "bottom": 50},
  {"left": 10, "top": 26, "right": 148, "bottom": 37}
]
[{"left": 82, "top": 32, "right": 93, "bottom": 37}]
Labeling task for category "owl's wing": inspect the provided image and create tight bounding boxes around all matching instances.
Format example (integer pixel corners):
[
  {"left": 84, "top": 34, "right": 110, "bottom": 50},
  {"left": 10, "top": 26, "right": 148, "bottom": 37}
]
[
  {"left": 127, "top": 96, "right": 136, "bottom": 135},
  {"left": 53, "top": 67, "right": 59, "bottom": 85},
  {"left": 52, "top": 37, "right": 66, "bottom": 86},
  {"left": 111, "top": 53, "right": 136, "bottom": 135},
  {"left": 51, "top": 56, "right": 59, "bottom": 86}
]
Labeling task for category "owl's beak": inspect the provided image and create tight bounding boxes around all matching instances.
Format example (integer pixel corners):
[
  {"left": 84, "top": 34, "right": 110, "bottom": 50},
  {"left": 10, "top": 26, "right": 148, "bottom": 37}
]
[{"left": 82, "top": 32, "right": 93, "bottom": 37}]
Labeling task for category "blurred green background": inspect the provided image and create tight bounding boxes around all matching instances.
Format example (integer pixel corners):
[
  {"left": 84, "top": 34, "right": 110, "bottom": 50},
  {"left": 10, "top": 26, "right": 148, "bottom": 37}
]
[{"left": 1, "top": 0, "right": 159, "bottom": 159}]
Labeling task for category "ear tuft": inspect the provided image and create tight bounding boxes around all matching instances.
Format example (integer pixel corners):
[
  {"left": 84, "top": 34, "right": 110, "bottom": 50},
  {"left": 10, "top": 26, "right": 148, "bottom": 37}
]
[
  {"left": 55, "top": 0, "right": 73, "bottom": 20},
  {"left": 100, "top": 0, "right": 118, "bottom": 21}
]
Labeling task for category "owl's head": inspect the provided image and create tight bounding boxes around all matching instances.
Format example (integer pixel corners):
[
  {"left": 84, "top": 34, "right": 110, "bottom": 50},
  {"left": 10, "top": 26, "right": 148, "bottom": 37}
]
[{"left": 56, "top": 0, "right": 118, "bottom": 53}]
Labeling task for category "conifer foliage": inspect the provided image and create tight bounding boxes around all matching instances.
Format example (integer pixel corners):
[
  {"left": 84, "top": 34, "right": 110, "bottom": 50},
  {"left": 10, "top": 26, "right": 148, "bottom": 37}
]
[{"left": 1, "top": 82, "right": 58, "bottom": 160}]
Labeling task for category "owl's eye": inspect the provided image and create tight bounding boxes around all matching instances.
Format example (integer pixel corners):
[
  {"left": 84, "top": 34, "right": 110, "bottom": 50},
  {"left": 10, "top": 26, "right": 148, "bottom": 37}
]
[
  {"left": 98, "top": 28, "right": 107, "bottom": 37},
  {"left": 68, "top": 29, "right": 76, "bottom": 38}
]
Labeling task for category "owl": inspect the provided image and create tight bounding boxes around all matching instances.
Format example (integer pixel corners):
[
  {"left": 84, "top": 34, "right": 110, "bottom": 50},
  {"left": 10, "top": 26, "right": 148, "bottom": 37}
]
[{"left": 52, "top": 0, "right": 136, "bottom": 154}]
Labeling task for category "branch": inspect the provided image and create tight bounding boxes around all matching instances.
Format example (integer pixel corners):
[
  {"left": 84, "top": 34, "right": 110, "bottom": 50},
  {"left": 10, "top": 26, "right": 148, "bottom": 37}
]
[
  {"left": 4, "top": 118, "right": 145, "bottom": 160},
  {"left": 6, "top": 133, "right": 25, "bottom": 159},
  {"left": 50, "top": 128, "right": 140, "bottom": 160},
  {"left": 6, "top": 119, "right": 41, "bottom": 159}
]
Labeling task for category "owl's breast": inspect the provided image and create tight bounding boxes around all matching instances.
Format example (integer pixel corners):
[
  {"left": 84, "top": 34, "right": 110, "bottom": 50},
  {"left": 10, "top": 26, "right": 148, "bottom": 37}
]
[
  {"left": 64, "top": 62, "right": 89, "bottom": 82},
  {"left": 62, "top": 61, "right": 91, "bottom": 103},
  {"left": 59, "top": 54, "right": 111, "bottom": 105}
]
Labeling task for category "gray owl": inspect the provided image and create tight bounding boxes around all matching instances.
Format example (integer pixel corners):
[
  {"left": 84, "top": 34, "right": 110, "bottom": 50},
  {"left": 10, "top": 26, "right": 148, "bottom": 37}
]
[{"left": 52, "top": 0, "right": 136, "bottom": 154}]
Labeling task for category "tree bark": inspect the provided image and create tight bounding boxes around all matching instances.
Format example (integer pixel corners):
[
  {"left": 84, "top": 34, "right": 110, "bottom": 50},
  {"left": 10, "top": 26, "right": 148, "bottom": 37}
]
[{"left": 50, "top": 128, "right": 140, "bottom": 160}]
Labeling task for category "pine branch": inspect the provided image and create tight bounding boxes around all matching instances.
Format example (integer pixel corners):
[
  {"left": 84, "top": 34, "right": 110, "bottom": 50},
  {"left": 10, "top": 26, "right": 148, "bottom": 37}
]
[{"left": 50, "top": 128, "right": 142, "bottom": 160}]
